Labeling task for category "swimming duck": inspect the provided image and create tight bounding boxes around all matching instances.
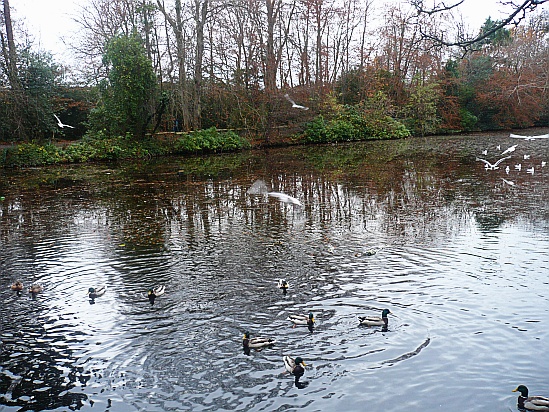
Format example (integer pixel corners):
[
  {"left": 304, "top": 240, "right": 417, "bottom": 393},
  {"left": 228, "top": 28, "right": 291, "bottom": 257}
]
[
  {"left": 88, "top": 286, "right": 106, "bottom": 300},
  {"left": 148, "top": 285, "right": 165, "bottom": 305},
  {"left": 283, "top": 356, "right": 306, "bottom": 385},
  {"left": 513, "top": 385, "right": 549, "bottom": 411},
  {"left": 358, "top": 309, "right": 391, "bottom": 327},
  {"left": 288, "top": 312, "right": 315, "bottom": 332},
  {"left": 242, "top": 331, "right": 276, "bottom": 354},
  {"left": 28, "top": 284, "right": 43, "bottom": 294},
  {"left": 11, "top": 281, "right": 24, "bottom": 294},
  {"left": 277, "top": 279, "right": 289, "bottom": 294}
]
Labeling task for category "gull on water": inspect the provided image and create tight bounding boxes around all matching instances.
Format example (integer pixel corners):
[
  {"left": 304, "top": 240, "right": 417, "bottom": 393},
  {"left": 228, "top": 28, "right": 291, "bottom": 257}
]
[
  {"left": 505, "top": 166, "right": 510, "bottom": 174},
  {"left": 476, "top": 156, "right": 511, "bottom": 170},
  {"left": 515, "top": 164, "right": 522, "bottom": 171},
  {"left": 54, "top": 114, "right": 74, "bottom": 129},
  {"left": 501, "top": 145, "right": 518, "bottom": 156},
  {"left": 247, "top": 179, "right": 303, "bottom": 207},
  {"left": 284, "top": 94, "right": 309, "bottom": 110}
]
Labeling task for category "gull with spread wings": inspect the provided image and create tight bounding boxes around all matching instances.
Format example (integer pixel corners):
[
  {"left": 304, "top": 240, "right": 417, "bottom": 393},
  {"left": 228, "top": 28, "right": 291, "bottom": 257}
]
[
  {"left": 476, "top": 156, "right": 512, "bottom": 170},
  {"left": 54, "top": 114, "right": 74, "bottom": 129},
  {"left": 284, "top": 94, "right": 309, "bottom": 110}
]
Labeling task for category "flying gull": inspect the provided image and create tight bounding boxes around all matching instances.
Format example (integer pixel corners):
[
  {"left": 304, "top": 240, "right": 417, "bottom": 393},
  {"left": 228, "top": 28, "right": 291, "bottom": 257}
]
[
  {"left": 54, "top": 114, "right": 74, "bottom": 129},
  {"left": 284, "top": 94, "right": 309, "bottom": 110},
  {"left": 510, "top": 133, "right": 549, "bottom": 140},
  {"left": 247, "top": 179, "right": 303, "bottom": 207},
  {"left": 501, "top": 145, "right": 517, "bottom": 156},
  {"left": 476, "top": 156, "right": 511, "bottom": 170}
]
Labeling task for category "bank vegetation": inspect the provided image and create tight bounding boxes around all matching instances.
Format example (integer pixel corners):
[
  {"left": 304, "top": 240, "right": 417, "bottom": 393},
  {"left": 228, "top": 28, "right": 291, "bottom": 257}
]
[{"left": 1, "top": 0, "right": 548, "bottom": 167}]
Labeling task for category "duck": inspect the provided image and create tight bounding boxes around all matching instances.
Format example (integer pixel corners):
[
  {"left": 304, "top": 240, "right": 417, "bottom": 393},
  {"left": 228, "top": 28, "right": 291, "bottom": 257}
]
[
  {"left": 288, "top": 312, "right": 315, "bottom": 332},
  {"left": 283, "top": 356, "right": 306, "bottom": 385},
  {"left": 513, "top": 385, "right": 549, "bottom": 411},
  {"left": 277, "top": 279, "right": 289, "bottom": 294},
  {"left": 10, "top": 281, "right": 24, "bottom": 293},
  {"left": 358, "top": 309, "right": 391, "bottom": 327},
  {"left": 242, "top": 331, "right": 276, "bottom": 354},
  {"left": 28, "top": 284, "right": 43, "bottom": 294},
  {"left": 88, "top": 286, "right": 106, "bottom": 300},
  {"left": 148, "top": 285, "right": 165, "bottom": 305}
]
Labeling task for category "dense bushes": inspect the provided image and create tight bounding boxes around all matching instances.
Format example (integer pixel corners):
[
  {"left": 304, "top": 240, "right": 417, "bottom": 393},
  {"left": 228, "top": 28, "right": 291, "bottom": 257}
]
[
  {"left": 1, "top": 128, "right": 251, "bottom": 168},
  {"left": 173, "top": 127, "right": 251, "bottom": 153},
  {"left": 302, "top": 105, "right": 410, "bottom": 144}
]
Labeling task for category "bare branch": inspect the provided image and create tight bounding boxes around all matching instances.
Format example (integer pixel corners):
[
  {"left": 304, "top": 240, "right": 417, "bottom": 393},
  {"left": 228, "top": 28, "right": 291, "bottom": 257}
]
[
  {"left": 412, "top": 0, "right": 549, "bottom": 49},
  {"left": 410, "top": 0, "right": 465, "bottom": 15}
]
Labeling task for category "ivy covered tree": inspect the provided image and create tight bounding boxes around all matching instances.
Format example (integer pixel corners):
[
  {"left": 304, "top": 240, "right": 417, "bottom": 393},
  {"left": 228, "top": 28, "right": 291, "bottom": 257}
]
[
  {"left": 0, "top": 49, "right": 61, "bottom": 141},
  {"left": 89, "top": 33, "right": 158, "bottom": 139}
]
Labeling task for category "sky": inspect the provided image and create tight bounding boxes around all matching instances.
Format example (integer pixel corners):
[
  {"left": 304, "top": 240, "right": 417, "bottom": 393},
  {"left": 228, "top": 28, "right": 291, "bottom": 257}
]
[{"left": 11, "top": 0, "right": 511, "bottom": 64}]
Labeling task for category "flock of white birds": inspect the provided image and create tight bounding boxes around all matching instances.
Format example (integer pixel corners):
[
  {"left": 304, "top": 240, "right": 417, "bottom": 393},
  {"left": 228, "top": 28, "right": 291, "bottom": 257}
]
[{"left": 475, "top": 132, "right": 548, "bottom": 186}]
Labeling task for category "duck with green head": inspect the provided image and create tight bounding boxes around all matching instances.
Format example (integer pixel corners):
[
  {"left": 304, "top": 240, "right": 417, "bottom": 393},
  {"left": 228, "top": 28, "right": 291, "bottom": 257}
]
[
  {"left": 288, "top": 312, "right": 315, "bottom": 332},
  {"left": 278, "top": 279, "right": 289, "bottom": 295},
  {"left": 358, "top": 309, "right": 391, "bottom": 327},
  {"left": 148, "top": 285, "right": 165, "bottom": 305},
  {"left": 242, "top": 331, "right": 276, "bottom": 355},
  {"left": 88, "top": 286, "right": 106, "bottom": 302},
  {"left": 283, "top": 356, "right": 306, "bottom": 384},
  {"left": 513, "top": 385, "right": 549, "bottom": 411}
]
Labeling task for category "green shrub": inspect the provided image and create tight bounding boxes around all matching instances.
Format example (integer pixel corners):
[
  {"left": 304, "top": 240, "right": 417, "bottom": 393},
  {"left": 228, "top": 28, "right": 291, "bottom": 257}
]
[
  {"left": 302, "top": 106, "right": 410, "bottom": 144},
  {"left": 365, "top": 115, "right": 411, "bottom": 139},
  {"left": 173, "top": 127, "right": 250, "bottom": 154},
  {"left": 303, "top": 116, "right": 328, "bottom": 143},
  {"left": 2, "top": 143, "right": 62, "bottom": 167},
  {"left": 460, "top": 109, "right": 478, "bottom": 131},
  {"left": 326, "top": 119, "right": 360, "bottom": 142}
]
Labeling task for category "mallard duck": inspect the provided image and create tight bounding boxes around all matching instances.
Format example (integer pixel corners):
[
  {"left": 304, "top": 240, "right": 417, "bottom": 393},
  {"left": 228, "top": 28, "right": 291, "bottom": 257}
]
[
  {"left": 513, "top": 385, "right": 549, "bottom": 411},
  {"left": 283, "top": 356, "right": 306, "bottom": 384},
  {"left": 28, "top": 284, "right": 43, "bottom": 294},
  {"left": 358, "top": 309, "right": 391, "bottom": 327},
  {"left": 11, "top": 281, "right": 24, "bottom": 292},
  {"left": 242, "top": 331, "right": 276, "bottom": 354},
  {"left": 88, "top": 286, "right": 106, "bottom": 300},
  {"left": 288, "top": 312, "right": 315, "bottom": 332},
  {"left": 148, "top": 285, "right": 165, "bottom": 305},
  {"left": 277, "top": 279, "right": 289, "bottom": 294}
]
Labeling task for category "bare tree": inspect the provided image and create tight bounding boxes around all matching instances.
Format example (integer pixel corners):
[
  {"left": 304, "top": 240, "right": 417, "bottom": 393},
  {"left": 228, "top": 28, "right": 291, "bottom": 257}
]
[
  {"left": 410, "top": 0, "right": 548, "bottom": 49},
  {"left": 1, "top": 0, "right": 19, "bottom": 89},
  {"left": 156, "top": 0, "right": 191, "bottom": 129}
]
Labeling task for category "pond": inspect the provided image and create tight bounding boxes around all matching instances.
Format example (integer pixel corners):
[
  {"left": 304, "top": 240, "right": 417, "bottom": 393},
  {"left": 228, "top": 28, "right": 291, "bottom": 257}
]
[{"left": 1, "top": 133, "right": 548, "bottom": 411}]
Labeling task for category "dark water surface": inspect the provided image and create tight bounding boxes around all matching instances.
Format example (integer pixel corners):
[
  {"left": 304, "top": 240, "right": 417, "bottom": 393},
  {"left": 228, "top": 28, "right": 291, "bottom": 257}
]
[{"left": 1, "top": 134, "right": 548, "bottom": 411}]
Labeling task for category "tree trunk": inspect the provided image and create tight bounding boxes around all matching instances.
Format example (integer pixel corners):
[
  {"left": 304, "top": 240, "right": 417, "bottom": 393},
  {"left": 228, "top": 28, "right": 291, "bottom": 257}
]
[
  {"left": 156, "top": 0, "right": 191, "bottom": 130},
  {"left": 2, "top": 0, "right": 20, "bottom": 90},
  {"left": 193, "top": 0, "right": 208, "bottom": 130}
]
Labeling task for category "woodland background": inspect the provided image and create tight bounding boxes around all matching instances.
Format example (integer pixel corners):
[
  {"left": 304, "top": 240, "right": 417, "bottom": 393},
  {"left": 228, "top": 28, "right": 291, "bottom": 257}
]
[{"left": 1, "top": 0, "right": 548, "bottom": 146}]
